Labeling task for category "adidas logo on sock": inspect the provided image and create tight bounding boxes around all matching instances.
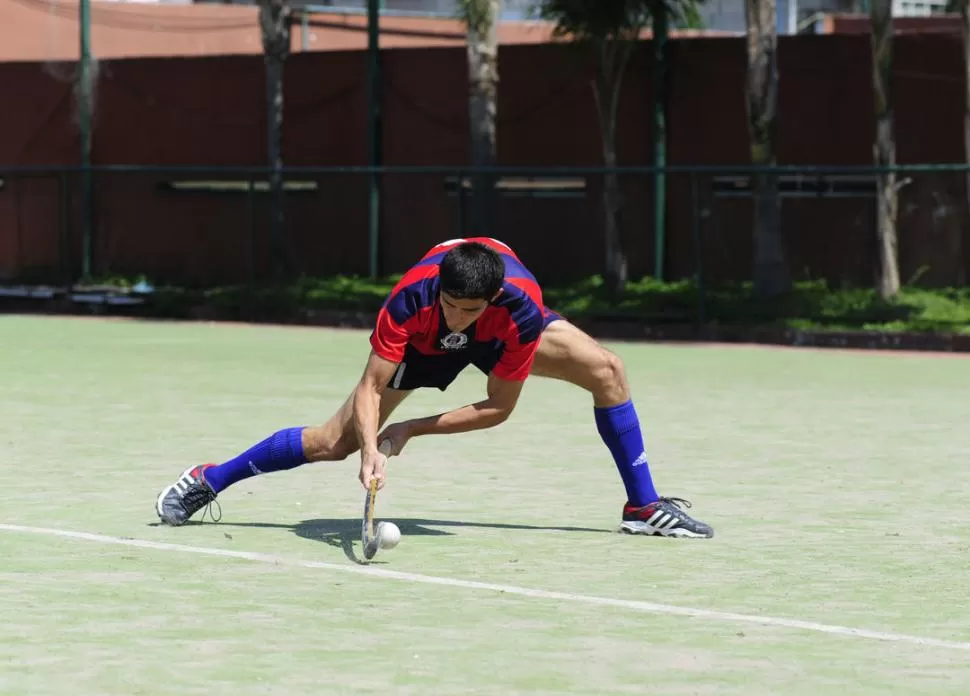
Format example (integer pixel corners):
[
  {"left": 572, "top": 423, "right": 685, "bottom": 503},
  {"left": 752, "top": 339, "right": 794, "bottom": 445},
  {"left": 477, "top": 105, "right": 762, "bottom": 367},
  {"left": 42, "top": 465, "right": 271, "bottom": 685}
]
[{"left": 632, "top": 451, "right": 649, "bottom": 467}]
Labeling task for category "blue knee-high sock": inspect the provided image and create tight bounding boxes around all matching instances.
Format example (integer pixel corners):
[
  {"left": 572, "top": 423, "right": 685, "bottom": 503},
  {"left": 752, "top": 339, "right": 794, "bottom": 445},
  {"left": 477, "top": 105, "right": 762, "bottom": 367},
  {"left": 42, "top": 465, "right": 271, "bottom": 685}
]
[
  {"left": 204, "top": 427, "right": 308, "bottom": 494},
  {"left": 594, "top": 401, "right": 659, "bottom": 507}
]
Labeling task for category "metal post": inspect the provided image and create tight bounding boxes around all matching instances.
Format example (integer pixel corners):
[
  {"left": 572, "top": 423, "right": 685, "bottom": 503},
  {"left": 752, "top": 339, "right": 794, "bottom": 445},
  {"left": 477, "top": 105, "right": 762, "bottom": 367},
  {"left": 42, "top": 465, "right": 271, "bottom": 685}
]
[
  {"left": 652, "top": 5, "right": 668, "bottom": 281},
  {"left": 366, "top": 0, "right": 382, "bottom": 279},
  {"left": 457, "top": 171, "right": 467, "bottom": 235},
  {"left": 79, "top": 0, "right": 93, "bottom": 280},
  {"left": 691, "top": 173, "right": 707, "bottom": 327},
  {"left": 247, "top": 180, "right": 256, "bottom": 282},
  {"left": 59, "top": 172, "right": 70, "bottom": 283}
]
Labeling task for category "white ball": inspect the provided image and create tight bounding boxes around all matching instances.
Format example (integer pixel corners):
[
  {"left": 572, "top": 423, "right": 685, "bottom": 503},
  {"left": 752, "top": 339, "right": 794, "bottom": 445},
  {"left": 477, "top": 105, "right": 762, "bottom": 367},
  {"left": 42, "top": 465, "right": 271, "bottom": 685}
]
[{"left": 378, "top": 521, "right": 401, "bottom": 550}]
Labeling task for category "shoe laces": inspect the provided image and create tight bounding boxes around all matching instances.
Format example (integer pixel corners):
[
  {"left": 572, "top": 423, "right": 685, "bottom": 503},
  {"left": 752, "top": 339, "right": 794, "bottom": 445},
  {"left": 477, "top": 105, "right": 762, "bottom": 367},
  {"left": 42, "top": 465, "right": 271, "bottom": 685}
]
[
  {"left": 183, "top": 483, "right": 222, "bottom": 523},
  {"left": 659, "top": 496, "right": 693, "bottom": 510},
  {"left": 201, "top": 498, "right": 223, "bottom": 523},
  {"left": 656, "top": 496, "right": 695, "bottom": 520}
]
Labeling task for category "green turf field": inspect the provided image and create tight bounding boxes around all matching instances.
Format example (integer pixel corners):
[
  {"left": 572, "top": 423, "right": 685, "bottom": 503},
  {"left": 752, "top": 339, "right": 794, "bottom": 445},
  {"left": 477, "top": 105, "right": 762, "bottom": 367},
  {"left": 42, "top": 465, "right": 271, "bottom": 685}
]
[{"left": 2, "top": 315, "right": 969, "bottom": 695}]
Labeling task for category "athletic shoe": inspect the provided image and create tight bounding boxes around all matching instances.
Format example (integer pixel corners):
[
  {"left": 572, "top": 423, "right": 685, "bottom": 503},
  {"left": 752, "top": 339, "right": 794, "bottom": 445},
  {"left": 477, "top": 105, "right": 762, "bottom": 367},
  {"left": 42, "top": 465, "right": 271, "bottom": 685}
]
[
  {"left": 620, "top": 497, "right": 713, "bottom": 538},
  {"left": 156, "top": 465, "right": 220, "bottom": 526}
]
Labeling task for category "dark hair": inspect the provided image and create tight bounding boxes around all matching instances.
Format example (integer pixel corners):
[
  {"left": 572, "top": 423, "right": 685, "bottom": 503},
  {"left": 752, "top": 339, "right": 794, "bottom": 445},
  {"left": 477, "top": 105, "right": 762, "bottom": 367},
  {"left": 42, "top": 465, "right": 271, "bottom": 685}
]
[{"left": 439, "top": 242, "right": 505, "bottom": 300}]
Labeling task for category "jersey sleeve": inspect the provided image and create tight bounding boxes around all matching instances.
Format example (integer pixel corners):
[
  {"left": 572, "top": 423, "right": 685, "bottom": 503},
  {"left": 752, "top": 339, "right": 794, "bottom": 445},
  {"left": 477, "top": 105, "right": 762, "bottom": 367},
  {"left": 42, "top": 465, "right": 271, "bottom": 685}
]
[
  {"left": 491, "top": 308, "right": 543, "bottom": 382},
  {"left": 369, "top": 268, "right": 439, "bottom": 363},
  {"left": 370, "top": 307, "right": 409, "bottom": 363}
]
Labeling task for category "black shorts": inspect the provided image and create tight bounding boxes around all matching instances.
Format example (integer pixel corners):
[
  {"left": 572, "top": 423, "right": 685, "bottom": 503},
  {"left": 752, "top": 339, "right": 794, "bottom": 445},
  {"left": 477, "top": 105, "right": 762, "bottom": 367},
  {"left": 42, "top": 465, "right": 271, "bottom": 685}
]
[{"left": 387, "top": 309, "right": 562, "bottom": 391}]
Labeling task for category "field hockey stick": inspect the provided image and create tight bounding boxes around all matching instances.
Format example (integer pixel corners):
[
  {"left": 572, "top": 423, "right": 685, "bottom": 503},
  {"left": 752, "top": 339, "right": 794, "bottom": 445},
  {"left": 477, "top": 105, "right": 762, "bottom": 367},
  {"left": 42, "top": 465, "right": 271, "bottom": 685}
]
[{"left": 361, "top": 439, "right": 393, "bottom": 561}]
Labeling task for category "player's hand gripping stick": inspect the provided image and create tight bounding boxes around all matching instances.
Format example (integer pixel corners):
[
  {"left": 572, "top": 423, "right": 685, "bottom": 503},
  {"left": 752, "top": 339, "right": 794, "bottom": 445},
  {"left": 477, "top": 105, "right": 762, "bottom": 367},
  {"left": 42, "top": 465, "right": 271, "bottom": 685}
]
[{"left": 361, "top": 440, "right": 400, "bottom": 561}]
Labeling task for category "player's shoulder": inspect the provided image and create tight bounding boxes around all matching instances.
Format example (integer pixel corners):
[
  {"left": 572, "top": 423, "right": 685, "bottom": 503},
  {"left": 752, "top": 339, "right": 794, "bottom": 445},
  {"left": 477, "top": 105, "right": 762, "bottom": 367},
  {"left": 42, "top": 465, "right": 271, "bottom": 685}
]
[
  {"left": 382, "top": 266, "right": 439, "bottom": 323},
  {"left": 493, "top": 280, "right": 543, "bottom": 311},
  {"left": 484, "top": 281, "right": 544, "bottom": 343}
]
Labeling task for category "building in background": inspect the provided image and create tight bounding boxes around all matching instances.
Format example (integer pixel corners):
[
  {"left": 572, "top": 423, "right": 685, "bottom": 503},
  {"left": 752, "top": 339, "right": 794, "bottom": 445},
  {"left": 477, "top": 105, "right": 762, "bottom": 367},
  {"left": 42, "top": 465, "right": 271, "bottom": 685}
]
[
  {"left": 238, "top": 0, "right": 952, "bottom": 34},
  {"left": 0, "top": 0, "right": 728, "bottom": 63},
  {"left": 188, "top": 0, "right": 541, "bottom": 19},
  {"left": 65, "top": 0, "right": 960, "bottom": 35},
  {"left": 0, "top": 0, "right": 958, "bottom": 65}
]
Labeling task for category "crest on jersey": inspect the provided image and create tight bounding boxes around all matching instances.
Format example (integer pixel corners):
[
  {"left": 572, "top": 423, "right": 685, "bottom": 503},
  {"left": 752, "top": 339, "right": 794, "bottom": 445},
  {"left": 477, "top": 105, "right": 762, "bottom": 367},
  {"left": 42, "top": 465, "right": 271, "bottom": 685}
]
[{"left": 440, "top": 331, "right": 469, "bottom": 351}]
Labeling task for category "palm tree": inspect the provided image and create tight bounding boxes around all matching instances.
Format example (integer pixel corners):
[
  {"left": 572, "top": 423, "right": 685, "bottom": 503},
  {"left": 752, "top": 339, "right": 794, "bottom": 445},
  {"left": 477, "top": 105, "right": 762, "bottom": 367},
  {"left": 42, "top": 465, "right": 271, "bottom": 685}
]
[
  {"left": 259, "top": 0, "right": 290, "bottom": 279},
  {"left": 459, "top": 0, "right": 502, "bottom": 237},
  {"left": 869, "top": 0, "right": 899, "bottom": 297},
  {"left": 539, "top": 0, "right": 699, "bottom": 295},
  {"left": 745, "top": 0, "right": 789, "bottom": 298}
]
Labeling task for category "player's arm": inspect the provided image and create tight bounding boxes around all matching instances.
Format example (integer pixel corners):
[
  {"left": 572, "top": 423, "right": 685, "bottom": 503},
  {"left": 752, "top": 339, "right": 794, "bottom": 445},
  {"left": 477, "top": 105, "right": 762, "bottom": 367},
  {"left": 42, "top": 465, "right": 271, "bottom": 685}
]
[
  {"left": 401, "top": 305, "right": 540, "bottom": 439},
  {"left": 352, "top": 350, "right": 400, "bottom": 456},
  {"left": 406, "top": 371, "right": 524, "bottom": 437},
  {"left": 357, "top": 301, "right": 411, "bottom": 488}
]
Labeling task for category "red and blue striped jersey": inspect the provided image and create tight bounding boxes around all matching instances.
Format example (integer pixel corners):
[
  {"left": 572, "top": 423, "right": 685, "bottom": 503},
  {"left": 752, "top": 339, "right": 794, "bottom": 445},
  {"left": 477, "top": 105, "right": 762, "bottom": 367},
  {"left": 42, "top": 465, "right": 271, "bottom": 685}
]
[{"left": 370, "top": 237, "right": 545, "bottom": 381}]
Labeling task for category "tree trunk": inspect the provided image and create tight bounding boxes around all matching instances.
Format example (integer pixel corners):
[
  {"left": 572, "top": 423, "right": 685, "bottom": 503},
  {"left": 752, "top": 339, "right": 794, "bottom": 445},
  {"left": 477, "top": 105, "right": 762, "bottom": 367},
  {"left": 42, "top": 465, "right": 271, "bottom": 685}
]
[
  {"left": 601, "top": 125, "right": 626, "bottom": 294},
  {"left": 260, "top": 0, "right": 290, "bottom": 279},
  {"left": 870, "top": 0, "right": 900, "bottom": 298},
  {"left": 745, "top": 0, "right": 789, "bottom": 298},
  {"left": 593, "top": 38, "right": 632, "bottom": 296},
  {"left": 466, "top": 0, "right": 500, "bottom": 237}
]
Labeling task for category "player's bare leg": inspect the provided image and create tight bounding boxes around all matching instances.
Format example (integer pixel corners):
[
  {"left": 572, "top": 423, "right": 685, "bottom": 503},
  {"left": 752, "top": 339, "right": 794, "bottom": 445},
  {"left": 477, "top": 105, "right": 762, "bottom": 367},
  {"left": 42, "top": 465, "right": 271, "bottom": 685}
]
[
  {"left": 531, "top": 319, "right": 630, "bottom": 407},
  {"left": 301, "top": 388, "right": 412, "bottom": 461},
  {"left": 532, "top": 320, "right": 713, "bottom": 538},
  {"left": 156, "top": 388, "right": 411, "bottom": 526}
]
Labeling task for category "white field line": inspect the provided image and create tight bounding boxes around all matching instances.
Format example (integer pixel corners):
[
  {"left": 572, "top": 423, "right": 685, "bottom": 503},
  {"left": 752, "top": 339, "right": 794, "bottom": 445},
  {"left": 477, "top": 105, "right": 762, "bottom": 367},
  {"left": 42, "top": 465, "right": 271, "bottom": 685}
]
[{"left": 3, "top": 522, "right": 969, "bottom": 652}]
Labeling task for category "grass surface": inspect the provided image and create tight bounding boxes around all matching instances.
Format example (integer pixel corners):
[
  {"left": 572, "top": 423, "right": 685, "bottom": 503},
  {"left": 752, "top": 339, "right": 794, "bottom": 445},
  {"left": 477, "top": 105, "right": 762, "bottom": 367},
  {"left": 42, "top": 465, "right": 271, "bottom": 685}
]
[{"left": 2, "top": 315, "right": 970, "bottom": 695}]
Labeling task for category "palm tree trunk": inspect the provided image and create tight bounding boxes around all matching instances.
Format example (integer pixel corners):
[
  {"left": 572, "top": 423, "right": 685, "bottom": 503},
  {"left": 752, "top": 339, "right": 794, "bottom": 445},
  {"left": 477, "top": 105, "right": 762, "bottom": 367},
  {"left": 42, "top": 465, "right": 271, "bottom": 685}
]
[
  {"left": 260, "top": 0, "right": 290, "bottom": 279},
  {"left": 870, "top": 0, "right": 900, "bottom": 298},
  {"left": 599, "top": 112, "right": 626, "bottom": 294},
  {"left": 465, "top": 0, "right": 500, "bottom": 237},
  {"left": 593, "top": 38, "right": 631, "bottom": 296},
  {"left": 745, "top": 0, "right": 789, "bottom": 298}
]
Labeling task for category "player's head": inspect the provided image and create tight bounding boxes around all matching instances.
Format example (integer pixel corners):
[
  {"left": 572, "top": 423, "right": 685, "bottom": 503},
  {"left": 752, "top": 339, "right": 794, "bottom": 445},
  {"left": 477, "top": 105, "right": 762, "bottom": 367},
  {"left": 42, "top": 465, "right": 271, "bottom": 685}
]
[{"left": 438, "top": 242, "right": 505, "bottom": 332}]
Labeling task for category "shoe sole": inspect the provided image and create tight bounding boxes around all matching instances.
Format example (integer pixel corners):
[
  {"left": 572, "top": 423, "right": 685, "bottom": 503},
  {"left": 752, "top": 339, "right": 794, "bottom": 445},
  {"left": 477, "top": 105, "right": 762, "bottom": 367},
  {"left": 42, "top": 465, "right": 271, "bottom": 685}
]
[
  {"left": 619, "top": 520, "right": 713, "bottom": 539},
  {"left": 155, "top": 466, "right": 200, "bottom": 526}
]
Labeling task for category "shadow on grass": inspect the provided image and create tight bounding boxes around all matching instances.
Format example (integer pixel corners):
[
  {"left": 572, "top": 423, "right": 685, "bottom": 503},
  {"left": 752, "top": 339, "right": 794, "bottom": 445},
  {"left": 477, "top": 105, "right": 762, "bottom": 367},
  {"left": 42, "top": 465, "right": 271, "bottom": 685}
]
[{"left": 148, "top": 517, "right": 610, "bottom": 566}]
